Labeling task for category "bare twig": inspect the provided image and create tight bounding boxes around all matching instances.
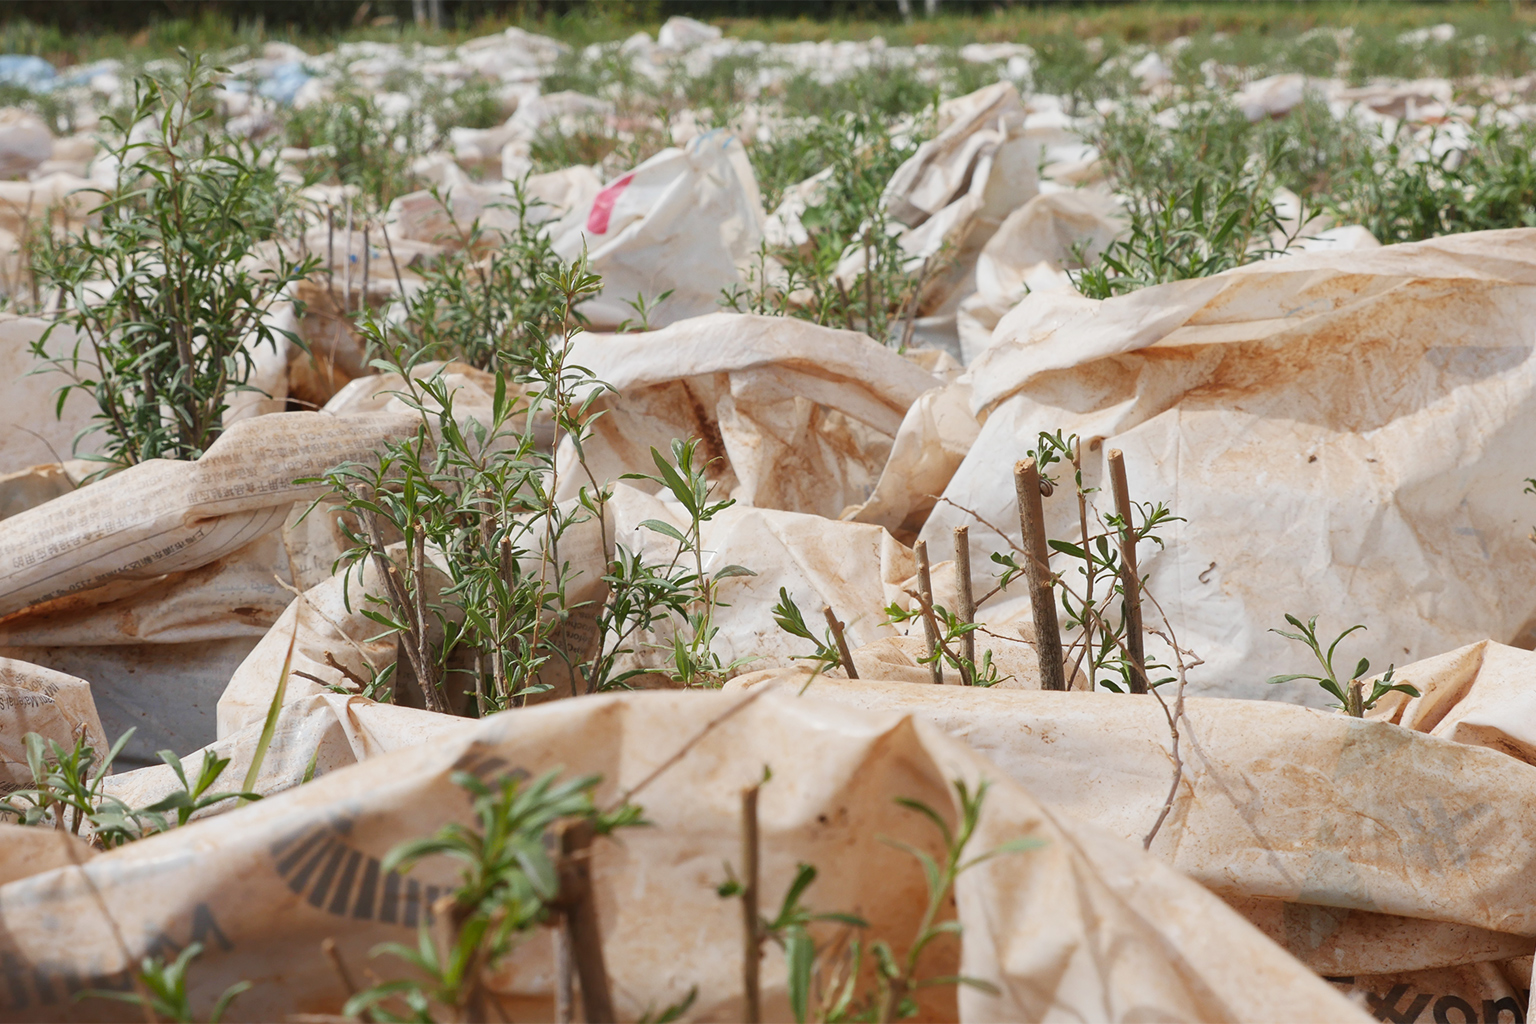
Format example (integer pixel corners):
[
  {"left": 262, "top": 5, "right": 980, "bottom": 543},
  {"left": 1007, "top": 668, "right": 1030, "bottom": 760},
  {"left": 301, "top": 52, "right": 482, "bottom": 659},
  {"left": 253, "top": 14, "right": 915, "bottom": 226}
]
[
  {"left": 321, "top": 937, "right": 358, "bottom": 998},
  {"left": 361, "top": 222, "right": 371, "bottom": 315},
  {"left": 554, "top": 820, "right": 615, "bottom": 1023},
  {"left": 953, "top": 525, "right": 975, "bottom": 671},
  {"left": 898, "top": 253, "right": 935, "bottom": 351},
  {"left": 1141, "top": 588, "right": 1197, "bottom": 851},
  {"left": 343, "top": 196, "right": 355, "bottom": 315},
  {"left": 380, "top": 219, "right": 407, "bottom": 297},
  {"left": 326, "top": 204, "right": 337, "bottom": 305},
  {"left": 1108, "top": 449, "right": 1147, "bottom": 693},
  {"left": 1063, "top": 440, "right": 1094, "bottom": 688},
  {"left": 1015, "top": 459, "right": 1065, "bottom": 691},
  {"left": 741, "top": 784, "right": 762, "bottom": 1024},
  {"left": 274, "top": 573, "right": 381, "bottom": 675},
  {"left": 914, "top": 540, "right": 944, "bottom": 685},
  {"left": 823, "top": 606, "right": 858, "bottom": 679},
  {"left": 60, "top": 836, "right": 158, "bottom": 1024}
]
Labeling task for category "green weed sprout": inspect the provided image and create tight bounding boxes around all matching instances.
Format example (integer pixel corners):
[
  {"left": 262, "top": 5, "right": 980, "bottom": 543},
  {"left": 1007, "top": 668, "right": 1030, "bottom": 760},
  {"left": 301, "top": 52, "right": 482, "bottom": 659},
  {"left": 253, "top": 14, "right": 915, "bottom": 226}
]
[
  {"left": 78, "top": 942, "right": 250, "bottom": 1023},
  {"left": 1267, "top": 614, "right": 1420, "bottom": 717},
  {"left": 772, "top": 587, "right": 843, "bottom": 674},
  {"left": 719, "top": 777, "right": 1038, "bottom": 1023},
  {"left": 1, "top": 730, "right": 259, "bottom": 847},
  {"left": 883, "top": 601, "right": 1003, "bottom": 688},
  {"left": 870, "top": 779, "right": 1041, "bottom": 1021},
  {"left": 624, "top": 437, "right": 757, "bottom": 687},
  {"left": 134, "top": 749, "right": 261, "bottom": 831},
  {"left": 345, "top": 769, "right": 641, "bottom": 1023}
]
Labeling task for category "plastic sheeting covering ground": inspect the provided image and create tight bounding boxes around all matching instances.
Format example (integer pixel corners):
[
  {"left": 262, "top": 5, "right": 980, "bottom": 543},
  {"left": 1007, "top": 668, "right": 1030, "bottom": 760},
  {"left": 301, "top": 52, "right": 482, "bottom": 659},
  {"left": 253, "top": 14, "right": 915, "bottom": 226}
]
[
  {"left": 923, "top": 228, "right": 1536, "bottom": 704},
  {"left": 729, "top": 657, "right": 1536, "bottom": 1021},
  {"left": 0, "top": 689, "right": 1366, "bottom": 1023},
  {"left": 0, "top": 411, "right": 416, "bottom": 762},
  {"left": 2, "top": 20, "right": 1536, "bottom": 1024}
]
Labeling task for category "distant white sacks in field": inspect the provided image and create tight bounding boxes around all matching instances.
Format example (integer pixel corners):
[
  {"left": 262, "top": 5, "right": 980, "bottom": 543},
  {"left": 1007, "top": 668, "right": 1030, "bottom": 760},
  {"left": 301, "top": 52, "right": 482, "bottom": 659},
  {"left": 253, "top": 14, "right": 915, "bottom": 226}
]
[{"left": 0, "top": 108, "right": 52, "bottom": 180}]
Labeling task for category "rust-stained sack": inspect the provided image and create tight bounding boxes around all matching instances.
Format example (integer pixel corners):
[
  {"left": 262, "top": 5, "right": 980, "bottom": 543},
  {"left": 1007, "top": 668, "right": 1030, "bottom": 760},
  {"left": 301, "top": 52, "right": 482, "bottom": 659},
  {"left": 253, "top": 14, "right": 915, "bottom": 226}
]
[
  {"left": 557, "top": 313, "right": 938, "bottom": 520},
  {"left": 0, "top": 657, "right": 105, "bottom": 789},
  {"left": 928, "top": 228, "right": 1536, "bottom": 704},
  {"left": 0, "top": 690, "right": 1365, "bottom": 1023},
  {"left": 0, "top": 412, "right": 412, "bottom": 620},
  {"left": 729, "top": 672, "right": 1536, "bottom": 1018}
]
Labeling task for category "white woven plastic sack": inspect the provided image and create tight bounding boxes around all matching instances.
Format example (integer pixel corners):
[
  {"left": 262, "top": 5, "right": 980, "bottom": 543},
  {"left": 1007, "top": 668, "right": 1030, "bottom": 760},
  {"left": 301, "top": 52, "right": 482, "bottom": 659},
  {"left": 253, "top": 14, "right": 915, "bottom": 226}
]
[
  {"left": 927, "top": 228, "right": 1536, "bottom": 704},
  {"left": 550, "top": 133, "right": 766, "bottom": 330}
]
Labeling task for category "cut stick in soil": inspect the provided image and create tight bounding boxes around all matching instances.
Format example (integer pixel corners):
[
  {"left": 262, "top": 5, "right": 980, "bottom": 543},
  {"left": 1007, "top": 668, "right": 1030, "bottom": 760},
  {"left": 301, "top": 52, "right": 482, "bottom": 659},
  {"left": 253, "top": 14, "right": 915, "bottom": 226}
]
[
  {"left": 361, "top": 223, "right": 370, "bottom": 313},
  {"left": 741, "top": 783, "right": 762, "bottom": 1024},
  {"left": 326, "top": 204, "right": 337, "bottom": 304},
  {"left": 824, "top": 605, "right": 858, "bottom": 678},
  {"left": 915, "top": 540, "right": 944, "bottom": 685},
  {"left": 343, "top": 197, "right": 354, "bottom": 314},
  {"left": 555, "top": 819, "right": 615, "bottom": 1023},
  {"left": 954, "top": 525, "right": 975, "bottom": 672},
  {"left": 555, "top": 925, "right": 574, "bottom": 1023},
  {"left": 1107, "top": 449, "right": 1147, "bottom": 694},
  {"left": 1015, "top": 458, "right": 1066, "bottom": 691}
]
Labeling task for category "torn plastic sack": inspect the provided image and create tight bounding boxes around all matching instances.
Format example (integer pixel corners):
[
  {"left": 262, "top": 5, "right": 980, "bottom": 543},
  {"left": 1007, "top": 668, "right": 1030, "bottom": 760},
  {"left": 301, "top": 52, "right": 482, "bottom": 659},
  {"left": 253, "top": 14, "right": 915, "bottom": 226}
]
[
  {"left": 0, "top": 109, "right": 51, "bottom": 179},
  {"left": 0, "top": 412, "right": 411, "bottom": 619},
  {"left": 549, "top": 134, "right": 766, "bottom": 330},
  {"left": 387, "top": 165, "right": 601, "bottom": 247},
  {"left": 0, "top": 316, "right": 110, "bottom": 473},
  {"left": 0, "top": 657, "right": 105, "bottom": 789},
  {"left": 0, "top": 689, "right": 1366, "bottom": 1023},
  {"left": 955, "top": 187, "right": 1123, "bottom": 363},
  {"left": 844, "top": 379, "right": 979, "bottom": 545},
  {"left": 839, "top": 83, "right": 1040, "bottom": 354},
  {"left": 556, "top": 312, "right": 938, "bottom": 519},
  {"left": 925, "top": 228, "right": 1536, "bottom": 703},
  {"left": 0, "top": 412, "right": 415, "bottom": 763},
  {"left": 728, "top": 670, "right": 1536, "bottom": 1017}
]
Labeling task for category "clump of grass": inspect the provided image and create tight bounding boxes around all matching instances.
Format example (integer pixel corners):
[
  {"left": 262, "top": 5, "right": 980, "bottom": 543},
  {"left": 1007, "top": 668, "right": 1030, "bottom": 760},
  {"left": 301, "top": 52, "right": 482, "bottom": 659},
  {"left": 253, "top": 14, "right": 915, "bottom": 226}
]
[
  {"left": 284, "top": 87, "right": 422, "bottom": 209},
  {"left": 1071, "top": 171, "right": 1292, "bottom": 299},
  {"left": 528, "top": 112, "right": 623, "bottom": 175}
]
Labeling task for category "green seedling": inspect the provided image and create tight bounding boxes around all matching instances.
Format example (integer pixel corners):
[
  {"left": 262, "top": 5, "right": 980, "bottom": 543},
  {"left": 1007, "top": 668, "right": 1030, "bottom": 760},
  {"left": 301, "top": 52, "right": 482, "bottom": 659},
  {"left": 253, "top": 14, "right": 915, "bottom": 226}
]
[
  {"left": 78, "top": 942, "right": 250, "bottom": 1024},
  {"left": 868, "top": 779, "right": 1041, "bottom": 1022},
  {"left": 31, "top": 51, "right": 316, "bottom": 473},
  {"left": 312, "top": 253, "right": 629, "bottom": 713},
  {"left": 883, "top": 601, "right": 1003, "bottom": 688},
  {"left": 772, "top": 587, "right": 843, "bottom": 675},
  {"left": 388, "top": 180, "right": 571, "bottom": 372},
  {"left": 1, "top": 729, "right": 258, "bottom": 848},
  {"left": 720, "top": 776, "right": 1038, "bottom": 1023},
  {"left": 624, "top": 437, "right": 758, "bottom": 688},
  {"left": 345, "top": 769, "right": 641, "bottom": 1024},
  {"left": 1267, "top": 614, "right": 1420, "bottom": 716}
]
